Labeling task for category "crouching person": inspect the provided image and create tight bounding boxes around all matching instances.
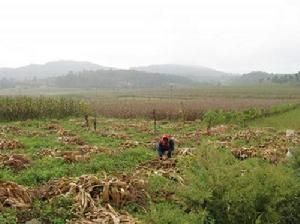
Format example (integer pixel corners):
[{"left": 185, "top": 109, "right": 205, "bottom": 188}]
[{"left": 157, "top": 134, "right": 175, "bottom": 159}]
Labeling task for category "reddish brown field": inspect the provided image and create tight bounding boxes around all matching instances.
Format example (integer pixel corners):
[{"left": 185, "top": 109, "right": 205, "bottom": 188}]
[{"left": 90, "top": 97, "right": 290, "bottom": 120}]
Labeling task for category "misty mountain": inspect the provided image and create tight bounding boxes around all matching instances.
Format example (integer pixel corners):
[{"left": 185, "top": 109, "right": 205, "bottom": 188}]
[
  {"left": 234, "top": 71, "right": 300, "bottom": 85},
  {"left": 131, "top": 64, "right": 234, "bottom": 83},
  {"left": 0, "top": 60, "right": 112, "bottom": 80},
  {"left": 46, "top": 69, "right": 196, "bottom": 89},
  {"left": 234, "top": 71, "right": 274, "bottom": 84}
]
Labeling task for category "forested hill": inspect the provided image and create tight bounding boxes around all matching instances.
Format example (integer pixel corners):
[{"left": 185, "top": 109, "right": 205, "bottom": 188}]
[
  {"left": 46, "top": 69, "right": 196, "bottom": 89},
  {"left": 235, "top": 71, "right": 300, "bottom": 85},
  {"left": 131, "top": 64, "right": 233, "bottom": 82}
]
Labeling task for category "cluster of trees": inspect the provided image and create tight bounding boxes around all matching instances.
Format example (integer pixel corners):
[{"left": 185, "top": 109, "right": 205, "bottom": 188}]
[
  {"left": 271, "top": 72, "right": 300, "bottom": 84},
  {"left": 0, "top": 78, "right": 15, "bottom": 89},
  {"left": 237, "top": 71, "right": 300, "bottom": 85},
  {"left": 47, "top": 70, "right": 194, "bottom": 89}
]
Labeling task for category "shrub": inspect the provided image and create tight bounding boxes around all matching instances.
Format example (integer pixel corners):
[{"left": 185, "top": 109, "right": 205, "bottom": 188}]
[
  {"left": 0, "top": 209, "right": 17, "bottom": 224},
  {"left": 32, "top": 196, "right": 75, "bottom": 224},
  {"left": 177, "top": 146, "right": 300, "bottom": 224},
  {"left": 202, "top": 103, "right": 299, "bottom": 127},
  {"left": 142, "top": 202, "right": 212, "bottom": 224}
]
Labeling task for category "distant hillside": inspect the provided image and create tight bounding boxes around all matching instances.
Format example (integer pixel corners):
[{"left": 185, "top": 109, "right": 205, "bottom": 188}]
[
  {"left": 0, "top": 60, "right": 111, "bottom": 80},
  {"left": 46, "top": 69, "right": 196, "bottom": 89},
  {"left": 235, "top": 71, "right": 300, "bottom": 85},
  {"left": 235, "top": 71, "right": 273, "bottom": 84},
  {"left": 131, "top": 64, "right": 234, "bottom": 83}
]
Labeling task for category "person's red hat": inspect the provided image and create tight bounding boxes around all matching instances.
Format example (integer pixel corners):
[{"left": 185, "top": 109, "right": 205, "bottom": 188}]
[{"left": 162, "top": 134, "right": 171, "bottom": 140}]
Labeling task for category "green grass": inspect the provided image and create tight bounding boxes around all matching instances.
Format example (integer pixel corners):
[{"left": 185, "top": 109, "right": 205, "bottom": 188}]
[
  {"left": 1, "top": 84, "right": 300, "bottom": 100},
  {"left": 0, "top": 148, "right": 155, "bottom": 186},
  {"left": 1, "top": 106, "right": 300, "bottom": 223},
  {"left": 249, "top": 107, "right": 300, "bottom": 130}
]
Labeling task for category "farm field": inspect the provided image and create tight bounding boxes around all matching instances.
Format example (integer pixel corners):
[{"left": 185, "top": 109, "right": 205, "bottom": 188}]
[
  {"left": 1, "top": 84, "right": 300, "bottom": 100},
  {"left": 1, "top": 0, "right": 300, "bottom": 223},
  {"left": 249, "top": 107, "right": 300, "bottom": 130},
  {"left": 0, "top": 103, "right": 300, "bottom": 223}
]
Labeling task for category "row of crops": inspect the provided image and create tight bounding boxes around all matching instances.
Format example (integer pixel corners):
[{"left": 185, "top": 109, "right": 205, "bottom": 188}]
[{"left": 0, "top": 97, "right": 88, "bottom": 121}]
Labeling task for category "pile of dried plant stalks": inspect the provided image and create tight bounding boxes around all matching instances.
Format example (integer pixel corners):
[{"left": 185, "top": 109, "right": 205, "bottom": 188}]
[
  {"left": 58, "top": 133, "right": 85, "bottom": 146},
  {"left": 0, "top": 174, "right": 146, "bottom": 223},
  {"left": 0, "top": 181, "right": 36, "bottom": 211},
  {"left": 0, "top": 125, "right": 46, "bottom": 138},
  {"left": 68, "top": 204, "right": 138, "bottom": 224},
  {"left": 119, "top": 140, "right": 139, "bottom": 150},
  {"left": 38, "top": 175, "right": 147, "bottom": 208},
  {"left": 135, "top": 158, "right": 184, "bottom": 185},
  {"left": 97, "top": 122, "right": 150, "bottom": 133},
  {"left": 40, "top": 175, "right": 144, "bottom": 223},
  {"left": 0, "top": 125, "right": 21, "bottom": 134},
  {"left": 0, "top": 154, "right": 30, "bottom": 170},
  {"left": 100, "top": 131, "right": 129, "bottom": 140},
  {"left": 0, "top": 138, "right": 25, "bottom": 150},
  {"left": 36, "top": 145, "right": 111, "bottom": 162},
  {"left": 44, "top": 123, "right": 61, "bottom": 132},
  {"left": 175, "top": 147, "right": 196, "bottom": 156},
  {"left": 173, "top": 125, "right": 236, "bottom": 146},
  {"left": 213, "top": 128, "right": 299, "bottom": 162},
  {"left": 43, "top": 123, "right": 85, "bottom": 145}
]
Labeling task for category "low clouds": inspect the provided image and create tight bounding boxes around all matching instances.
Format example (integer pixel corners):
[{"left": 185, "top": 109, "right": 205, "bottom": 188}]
[{"left": 0, "top": 0, "right": 299, "bottom": 73}]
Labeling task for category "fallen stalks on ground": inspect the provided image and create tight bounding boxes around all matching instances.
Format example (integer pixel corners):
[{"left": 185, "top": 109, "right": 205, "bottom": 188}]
[
  {"left": 36, "top": 145, "right": 112, "bottom": 162},
  {"left": 212, "top": 128, "right": 299, "bottom": 163},
  {"left": 0, "top": 138, "right": 25, "bottom": 150},
  {"left": 0, "top": 154, "right": 30, "bottom": 170}
]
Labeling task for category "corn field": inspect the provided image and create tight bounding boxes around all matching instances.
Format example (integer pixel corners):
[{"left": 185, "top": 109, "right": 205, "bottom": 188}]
[{"left": 0, "top": 96, "right": 88, "bottom": 121}]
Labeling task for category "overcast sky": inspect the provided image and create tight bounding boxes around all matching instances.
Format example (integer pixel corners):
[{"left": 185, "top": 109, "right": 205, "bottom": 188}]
[{"left": 0, "top": 0, "right": 299, "bottom": 73}]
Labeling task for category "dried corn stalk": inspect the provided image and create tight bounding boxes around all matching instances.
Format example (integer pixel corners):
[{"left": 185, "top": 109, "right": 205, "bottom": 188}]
[
  {"left": 0, "top": 181, "right": 36, "bottom": 211},
  {"left": 68, "top": 204, "right": 138, "bottom": 224},
  {"left": 38, "top": 174, "right": 147, "bottom": 208},
  {"left": 119, "top": 140, "right": 139, "bottom": 150},
  {"left": 0, "top": 138, "right": 25, "bottom": 150},
  {"left": 0, "top": 154, "right": 30, "bottom": 170},
  {"left": 135, "top": 158, "right": 184, "bottom": 185},
  {"left": 58, "top": 136, "right": 85, "bottom": 145},
  {"left": 37, "top": 145, "right": 111, "bottom": 162},
  {"left": 175, "top": 148, "right": 195, "bottom": 156},
  {"left": 214, "top": 128, "right": 299, "bottom": 163}
]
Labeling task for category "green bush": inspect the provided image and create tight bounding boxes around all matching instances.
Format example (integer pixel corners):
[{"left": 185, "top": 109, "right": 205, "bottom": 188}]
[
  {"left": 142, "top": 202, "right": 212, "bottom": 224},
  {"left": 0, "top": 209, "right": 17, "bottom": 224},
  {"left": 291, "top": 147, "right": 300, "bottom": 170},
  {"left": 177, "top": 146, "right": 300, "bottom": 224},
  {"left": 32, "top": 196, "right": 75, "bottom": 224},
  {"left": 202, "top": 103, "right": 299, "bottom": 127}
]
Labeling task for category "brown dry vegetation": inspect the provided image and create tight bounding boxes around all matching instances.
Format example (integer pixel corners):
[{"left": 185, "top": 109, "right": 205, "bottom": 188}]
[
  {"left": 0, "top": 115, "right": 299, "bottom": 223},
  {"left": 90, "top": 98, "right": 289, "bottom": 120}
]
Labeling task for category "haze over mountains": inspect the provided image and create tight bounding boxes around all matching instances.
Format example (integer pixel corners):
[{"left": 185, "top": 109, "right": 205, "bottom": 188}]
[
  {"left": 0, "top": 60, "right": 110, "bottom": 80},
  {"left": 131, "top": 64, "right": 234, "bottom": 82},
  {"left": 0, "top": 60, "right": 235, "bottom": 83},
  {"left": 0, "top": 60, "right": 298, "bottom": 89},
  {"left": 48, "top": 70, "right": 195, "bottom": 89}
]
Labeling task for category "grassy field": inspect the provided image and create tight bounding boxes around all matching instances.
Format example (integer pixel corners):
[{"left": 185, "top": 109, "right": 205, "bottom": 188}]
[
  {"left": 0, "top": 107, "right": 300, "bottom": 223},
  {"left": 0, "top": 85, "right": 300, "bottom": 223},
  {"left": 1, "top": 84, "right": 300, "bottom": 100},
  {"left": 249, "top": 107, "right": 300, "bottom": 130}
]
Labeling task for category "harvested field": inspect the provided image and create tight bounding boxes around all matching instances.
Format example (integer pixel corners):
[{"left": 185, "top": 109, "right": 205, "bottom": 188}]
[
  {"left": 0, "top": 138, "right": 25, "bottom": 150},
  {"left": 211, "top": 128, "right": 299, "bottom": 163},
  {"left": 90, "top": 98, "right": 291, "bottom": 120},
  {"left": 36, "top": 145, "right": 111, "bottom": 162},
  {"left": 0, "top": 181, "right": 35, "bottom": 211},
  {"left": 0, "top": 106, "right": 299, "bottom": 223},
  {"left": 0, "top": 154, "right": 30, "bottom": 170}
]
